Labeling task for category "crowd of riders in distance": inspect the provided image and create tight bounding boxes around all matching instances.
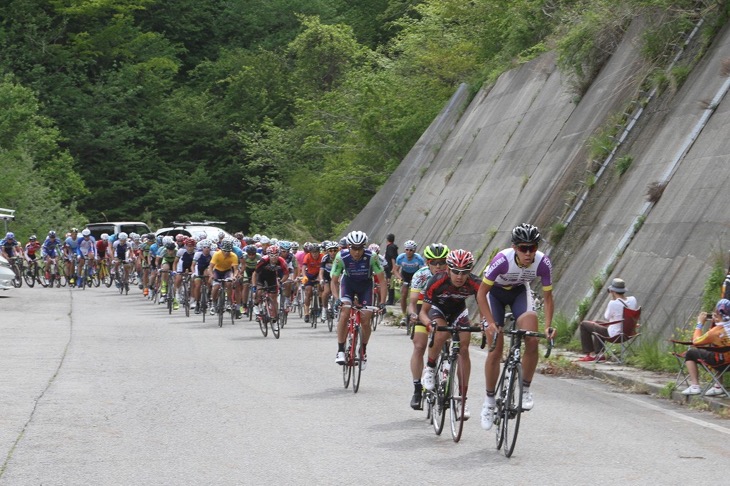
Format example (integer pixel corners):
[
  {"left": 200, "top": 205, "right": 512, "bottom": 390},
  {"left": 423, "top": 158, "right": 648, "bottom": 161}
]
[{"left": 1, "top": 223, "right": 556, "bottom": 430}]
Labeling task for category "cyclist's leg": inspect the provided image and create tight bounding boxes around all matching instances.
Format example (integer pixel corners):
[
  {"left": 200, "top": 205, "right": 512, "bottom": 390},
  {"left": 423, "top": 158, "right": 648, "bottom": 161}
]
[
  {"left": 304, "top": 283, "right": 312, "bottom": 317},
  {"left": 485, "top": 289, "right": 510, "bottom": 392},
  {"left": 512, "top": 289, "right": 538, "bottom": 383},
  {"left": 454, "top": 309, "right": 473, "bottom": 388}
]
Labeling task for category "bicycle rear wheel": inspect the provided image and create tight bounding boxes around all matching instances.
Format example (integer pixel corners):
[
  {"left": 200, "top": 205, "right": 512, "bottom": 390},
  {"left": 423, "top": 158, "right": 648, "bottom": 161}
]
[
  {"left": 183, "top": 280, "right": 191, "bottom": 317},
  {"left": 352, "top": 325, "right": 363, "bottom": 393},
  {"left": 432, "top": 357, "right": 446, "bottom": 435},
  {"left": 217, "top": 291, "right": 225, "bottom": 327},
  {"left": 102, "top": 263, "right": 113, "bottom": 287},
  {"left": 495, "top": 365, "right": 507, "bottom": 450},
  {"left": 449, "top": 355, "right": 467, "bottom": 443},
  {"left": 258, "top": 304, "right": 268, "bottom": 336},
  {"left": 11, "top": 261, "right": 22, "bottom": 288},
  {"left": 502, "top": 362, "right": 523, "bottom": 458}
]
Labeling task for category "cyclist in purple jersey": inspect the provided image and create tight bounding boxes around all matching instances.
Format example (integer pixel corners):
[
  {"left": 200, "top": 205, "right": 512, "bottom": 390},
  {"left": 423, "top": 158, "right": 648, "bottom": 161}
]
[{"left": 476, "top": 223, "right": 556, "bottom": 430}]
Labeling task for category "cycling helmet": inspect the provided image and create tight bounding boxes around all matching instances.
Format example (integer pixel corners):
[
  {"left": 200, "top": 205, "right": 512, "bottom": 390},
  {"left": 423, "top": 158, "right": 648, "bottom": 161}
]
[
  {"left": 194, "top": 232, "right": 206, "bottom": 242},
  {"left": 404, "top": 240, "right": 418, "bottom": 250},
  {"left": 716, "top": 299, "right": 730, "bottom": 320},
  {"left": 260, "top": 236, "right": 270, "bottom": 245},
  {"left": 70, "top": 227, "right": 79, "bottom": 234},
  {"left": 280, "top": 241, "right": 291, "bottom": 251},
  {"left": 162, "top": 236, "right": 174, "bottom": 245},
  {"left": 175, "top": 234, "right": 185, "bottom": 244},
  {"left": 234, "top": 232, "right": 244, "bottom": 240},
  {"left": 271, "top": 238, "right": 279, "bottom": 246},
  {"left": 29, "top": 234, "right": 37, "bottom": 241},
  {"left": 155, "top": 235, "right": 163, "bottom": 245},
  {"left": 199, "top": 239, "right": 212, "bottom": 249},
  {"left": 232, "top": 238, "right": 241, "bottom": 249},
  {"left": 5, "top": 232, "right": 14, "bottom": 239},
  {"left": 244, "top": 244, "right": 258, "bottom": 254},
  {"left": 446, "top": 249, "right": 474, "bottom": 270},
  {"left": 511, "top": 223, "right": 541, "bottom": 245},
  {"left": 164, "top": 242, "right": 176, "bottom": 250},
  {"left": 253, "top": 234, "right": 261, "bottom": 242},
  {"left": 217, "top": 231, "right": 226, "bottom": 240},
  {"left": 327, "top": 241, "right": 339, "bottom": 250},
  {"left": 118, "top": 232, "right": 128, "bottom": 241},
  {"left": 346, "top": 231, "right": 368, "bottom": 246},
  {"left": 267, "top": 245, "right": 280, "bottom": 256},
  {"left": 290, "top": 241, "right": 299, "bottom": 250},
  {"left": 81, "top": 229, "right": 91, "bottom": 237},
  {"left": 368, "top": 243, "right": 380, "bottom": 254},
  {"left": 339, "top": 237, "right": 348, "bottom": 248},
  {"left": 244, "top": 237, "right": 254, "bottom": 245},
  {"left": 220, "top": 240, "right": 233, "bottom": 252},
  {"left": 130, "top": 232, "right": 139, "bottom": 240},
  {"left": 303, "top": 242, "right": 312, "bottom": 252},
  {"left": 48, "top": 230, "right": 57, "bottom": 238},
  {"left": 100, "top": 233, "right": 109, "bottom": 241},
  {"left": 184, "top": 237, "right": 195, "bottom": 246},
  {"left": 311, "top": 244, "right": 321, "bottom": 253},
  {"left": 423, "top": 243, "right": 449, "bottom": 260}
]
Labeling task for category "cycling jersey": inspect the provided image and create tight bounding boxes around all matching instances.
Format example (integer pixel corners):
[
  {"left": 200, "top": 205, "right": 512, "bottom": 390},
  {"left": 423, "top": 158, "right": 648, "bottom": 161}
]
[
  {"left": 42, "top": 238, "right": 61, "bottom": 258},
  {"left": 175, "top": 248, "right": 195, "bottom": 273},
  {"left": 211, "top": 251, "right": 238, "bottom": 272},
  {"left": 96, "top": 240, "right": 109, "bottom": 258},
  {"left": 410, "top": 266, "right": 433, "bottom": 304},
  {"left": 254, "top": 255, "right": 288, "bottom": 290},
  {"left": 193, "top": 251, "right": 212, "bottom": 276},
  {"left": 320, "top": 253, "right": 336, "bottom": 282},
  {"left": 77, "top": 236, "right": 97, "bottom": 258},
  {"left": 159, "top": 248, "right": 176, "bottom": 266},
  {"left": 25, "top": 241, "right": 41, "bottom": 259},
  {"left": 1, "top": 238, "right": 20, "bottom": 257},
  {"left": 64, "top": 236, "right": 80, "bottom": 256},
  {"left": 330, "top": 249, "right": 382, "bottom": 282},
  {"left": 423, "top": 271, "right": 481, "bottom": 321},
  {"left": 277, "top": 253, "right": 295, "bottom": 280},
  {"left": 396, "top": 252, "right": 425, "bottom": 275},
  {"left": 302, "top": 252, "right": 323, "bottom": 278},
  {"left": 482, "top": 248, "right": 552, "bottom": 291},
  {"left": 113, "top": 240, "right": 130, "bottom": 261}
]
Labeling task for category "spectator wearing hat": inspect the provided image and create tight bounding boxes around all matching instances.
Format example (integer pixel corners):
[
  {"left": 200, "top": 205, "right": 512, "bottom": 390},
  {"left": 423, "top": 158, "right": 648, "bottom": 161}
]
[
  {"left": 577, "top": 278, "right": 638, "bottom": 362},
  {"left": 680, "top": 298, "right": 730, "bottom": 396}
]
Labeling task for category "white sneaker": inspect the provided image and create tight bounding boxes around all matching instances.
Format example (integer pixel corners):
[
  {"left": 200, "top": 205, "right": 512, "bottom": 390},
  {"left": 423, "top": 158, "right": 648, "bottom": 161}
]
[
  {"left": 335, "top": 351, "right": 346, "bottom": 365},
  {"left": 253, "top": 306, "right": 260, "bottom": 315},
  {"left": 522, "top": 390, "right": 534, "bottom": 411},
  {"left": 459, "top": 403, "right": 470, "bottom": 421},
  {"left": 704, "top": 385, "right": 724, "bottom": 397},
  {"left": 360, "top": 354, "right": 367, "bottom": 371},
  {"left": 681, "top": 385, "right": 701, "bottom": 395},
  {"left": 481, "top": 400, "right": 495, "bottom": 430},
  {"left": 421, "top": 367, "right": 436, "bottom": 391}
]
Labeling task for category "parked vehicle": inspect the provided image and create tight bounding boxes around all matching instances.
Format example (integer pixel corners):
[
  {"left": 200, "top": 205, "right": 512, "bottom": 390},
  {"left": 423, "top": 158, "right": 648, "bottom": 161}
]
[
  {"left": 86, "top": 221, "right": 152, "bottom": 240},
  {"left": 0, "top": 255, "right": 16, "bottom": 290},
  {"left": 155, "top": 221, "right": 231, "bottom": 241}
]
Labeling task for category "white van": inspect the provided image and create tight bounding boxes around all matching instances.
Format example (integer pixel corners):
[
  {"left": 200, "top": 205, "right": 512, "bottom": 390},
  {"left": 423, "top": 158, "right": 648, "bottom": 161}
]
[{"left": 86, "top": 221, "right": 152, "bottom": 240}]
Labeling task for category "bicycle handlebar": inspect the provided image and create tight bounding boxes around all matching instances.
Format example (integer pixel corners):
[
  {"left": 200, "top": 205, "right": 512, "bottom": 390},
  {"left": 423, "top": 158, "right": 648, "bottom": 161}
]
[
  {"left": 502, "top": 328, "right": 554, "bottom": 358},
  {"left": 428, "top": 324, "right": 484, "bottom": 348}
]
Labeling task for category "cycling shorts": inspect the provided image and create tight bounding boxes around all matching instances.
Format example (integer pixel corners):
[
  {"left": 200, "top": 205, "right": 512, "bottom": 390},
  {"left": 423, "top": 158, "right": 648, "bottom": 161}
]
[
  {"left": 304, "top": 273, "right": 319, "bottom": 286},
  {"left": 339, "top": 278, "right": 373, "bottom": 307},
  {"left": 427, "top": 307, "right": 471, "bottom": 329},
  {"left": 402, "top": 271, "right": 416, "bottom": 286},
  {"left": 487, "top": 284, "right": 531, "bottom": 327},
  {"left": 212, "top": 269, "right": 232, "bottom": 282}
]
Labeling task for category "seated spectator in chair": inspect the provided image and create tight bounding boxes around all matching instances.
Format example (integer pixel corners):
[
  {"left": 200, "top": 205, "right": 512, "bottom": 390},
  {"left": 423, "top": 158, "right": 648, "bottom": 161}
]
[
  {"left": 680, "top": 298, "right": 730, "bottom": 396},
  {"left": 577, "top": 278, "right": 638, "bottom": 362}
]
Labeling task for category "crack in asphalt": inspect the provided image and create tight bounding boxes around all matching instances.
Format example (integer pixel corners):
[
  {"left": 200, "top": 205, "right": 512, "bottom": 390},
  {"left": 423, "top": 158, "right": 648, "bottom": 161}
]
[{"left": 0, "top": 290, "right": 74, "bottom": 479}]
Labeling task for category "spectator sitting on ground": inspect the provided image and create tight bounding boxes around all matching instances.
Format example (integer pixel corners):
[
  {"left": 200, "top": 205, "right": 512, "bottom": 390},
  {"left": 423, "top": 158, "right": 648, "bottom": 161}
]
[
  {"left": 577, "top": 278, "right": 638, "bottom": 362},
  {"left": 680, "top": 298, "right": 730, "bottom": 396}
]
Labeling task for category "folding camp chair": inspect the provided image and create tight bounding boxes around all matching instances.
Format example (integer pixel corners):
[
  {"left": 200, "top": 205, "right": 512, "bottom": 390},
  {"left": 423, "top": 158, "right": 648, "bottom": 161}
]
[
  {"left": 670, "top": 340, "right": 730, "bottom": 398},
  {"left": 592, "top": 306, "right": 641, "bottom": 364}
]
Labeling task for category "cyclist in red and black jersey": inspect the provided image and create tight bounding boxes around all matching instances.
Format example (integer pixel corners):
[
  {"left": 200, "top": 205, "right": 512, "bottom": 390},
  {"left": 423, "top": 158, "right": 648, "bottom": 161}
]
[
  {"left": 420, "top": 249, "right": 481, "bottom": 420},
  {"left": 252, "top": 245, "right": 289, "bottom": 330}
]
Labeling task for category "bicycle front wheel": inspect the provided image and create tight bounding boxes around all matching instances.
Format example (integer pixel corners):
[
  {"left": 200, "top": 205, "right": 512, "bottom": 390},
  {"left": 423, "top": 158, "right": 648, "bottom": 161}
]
[
  {"left": 102, "top": 264, "right": 113, "bottom": 287},
  {"left": 502, "top": 362, "right": 523, "bottom": 458},
  {"left": 217, "top": 291, "right": 225, "bottom": 327},
  {"left": 23, "top": 263, "right": 35, "bottom": 288},
  {"left": 258, "top": 306, "right": 268, "bottom": 337},
  {"left": 200, "top": 284, "right": 208, "bottom": 323},
  {"left": 183, "top": 281, "right": 191, "bottom": 317},
  {"left": 449, "top": 355, "right": 466, "bottom": 443},
  {"left": 352, "top": 325, "right": 363, "bottom": 393},
  {"left": 432, "top": 357, "right": 446, "bottom": 435},
  {"left": 342, "top": 332, "right": 353, "bottom": 389}
]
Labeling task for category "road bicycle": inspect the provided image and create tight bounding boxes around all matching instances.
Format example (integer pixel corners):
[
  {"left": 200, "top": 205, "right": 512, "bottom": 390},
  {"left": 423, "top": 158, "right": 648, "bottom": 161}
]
[
  {"left": 45, "top": 257, "right": 62, "bottom": 288},
  {"left": 292, "top": 281, "right": 304, "bottom": 319},
  {"left": 309, "top": 281, "right": 321, "bottom": 329},
  {"left": 97, "top": 258, "right": 113, "bottom": 288},
  {"left": 490, "top": 314, "right": 553, "bottom": 457},
  {"left": 180, "top": 272, "right": 192, "bottom": 317},
  {"left": 23, "top": 258, "right": 47, "bottom": 288},
  {"left": 371, "top": 281, "right": 383, "bottom": 331},
  {"left": 425, "top": 321, "right": 484, "bottom": 442},
  {"left": 342, "top": 301, "right": 381, "bottom": 393},
  {"left": 213, "top": 277, "right": 236, "bottom": 328},
  {"left": 80, "top": 256, "right": 96, "bottom": 290},
  {"left": 278, "top": 285, "right": 289, "bottom": 328},
  {"left": 325, "top": 294, "right": 336, "bottom": 332},
  {"left": 8, "top": 257, "right": 23, "bottom": 288},
  {"left": 116, "top": 260, "right": 131, "bottom": 295},
  {"left": 254, "top": 285, "right": 279, "bottom": 338},
  {"left": 196, "top": 276, "right": 209, "bottom": 322}
]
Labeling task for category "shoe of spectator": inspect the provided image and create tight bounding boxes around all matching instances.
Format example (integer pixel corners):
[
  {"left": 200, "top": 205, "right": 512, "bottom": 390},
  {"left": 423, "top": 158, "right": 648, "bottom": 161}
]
[
  {"left": 704, "top": 385, "right": 724, "bottom": 396},
  {"left": 576, "top": 354, "right": 596, "bottom": 362},
  {"left": 681, "top": 385, "right": 701, "bottom": 395}
]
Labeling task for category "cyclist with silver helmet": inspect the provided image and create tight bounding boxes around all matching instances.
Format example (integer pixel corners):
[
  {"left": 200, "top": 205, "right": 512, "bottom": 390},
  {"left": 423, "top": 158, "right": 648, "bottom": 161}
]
[
  {"left": 112, "top": 232, "right": 134, "bottom": 287},
  {"left": 63, "top": 228, "right": 81, "bottom": 285},
  {"left": 319, "top": 241, "right": 340, "bottom": 320},
  {"left": 24, "top": 235, "right": 42, "bottom": 265},
  {"left": 407, "top": 243, "right": 450, "bottom": 409},
  {"left": 420, "top": 249, "right": 482, "bottom": 420},
  {"left": 240, "top": 245, "right": 262, "bottom": 316},
  {"left": 75, "top": 229, "right": 97, "bottom": 287},
  {"left": 210, "top": 239, "right": 239, "bottom": 315},
  {"left": 278, "top": 242, "right": 298, "bottom": 314},
  {"left": 252, "top": 246, "right": 289, "bottom": 330},
  {"left": 476, "top": 223, "right": 555, "bottom": 430},
  {"left": 330, "top": 231, "right": 387, "bottom": 367},
  {"left": 192, "top": 240, "right": 214, "bottom": 314},
  {"left": 394, "top": 240, "right": 426, "bottom": 325}
]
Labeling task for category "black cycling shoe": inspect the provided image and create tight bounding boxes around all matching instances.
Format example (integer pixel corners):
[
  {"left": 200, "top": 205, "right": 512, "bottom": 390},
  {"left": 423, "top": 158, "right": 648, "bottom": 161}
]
[{"left": 410, "top": 390, "right": 423, "bottom": 410}]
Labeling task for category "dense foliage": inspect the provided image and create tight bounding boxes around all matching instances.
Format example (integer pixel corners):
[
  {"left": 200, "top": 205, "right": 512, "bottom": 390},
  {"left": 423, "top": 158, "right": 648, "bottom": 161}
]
[{"left": 0, "top": 0, "right": 725, "bottom": 239}]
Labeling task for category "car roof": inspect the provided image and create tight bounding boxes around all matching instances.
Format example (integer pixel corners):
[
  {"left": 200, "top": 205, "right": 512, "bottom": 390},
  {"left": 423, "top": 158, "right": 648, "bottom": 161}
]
[{"left": 155, "top": 226, "right": 232, "bottom": 240}]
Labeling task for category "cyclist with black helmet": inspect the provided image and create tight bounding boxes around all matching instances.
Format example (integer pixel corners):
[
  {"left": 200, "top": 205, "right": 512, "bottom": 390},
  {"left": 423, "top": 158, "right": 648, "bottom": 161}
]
[
  {"left": 394, "top": 240, "right": 426, "bottom": 326},
  {"left": 319, "top": 241, "right": 340, "bottom": 320},
  {"left": 24, "top": 235, "right": 41, "bottom": 266},
  {"left": 408, "top": 243, "right": 450, "bottom": 410},
  {"left": 155, "top": 239, "right": 178, "bottom": 299},
  {"left": 192, "top": 240, "right": 213, "bottom": 313},
  {"left": 420, "top": 249, "right": 482, "bottom": 420},
  {"left": 477, "top": 223, "right": 555, "bottom": 430},
  {"left": 330, "top": 231, "right": 387, "bottom": 368},
  {"left": 251, "top": 245, "right": 289, "bottom": 330}
]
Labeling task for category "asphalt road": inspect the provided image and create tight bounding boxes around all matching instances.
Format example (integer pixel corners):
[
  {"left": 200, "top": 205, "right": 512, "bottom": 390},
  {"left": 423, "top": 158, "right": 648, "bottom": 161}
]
[{"left": 1, "top": 286, "right": 728, "bottom": 485}]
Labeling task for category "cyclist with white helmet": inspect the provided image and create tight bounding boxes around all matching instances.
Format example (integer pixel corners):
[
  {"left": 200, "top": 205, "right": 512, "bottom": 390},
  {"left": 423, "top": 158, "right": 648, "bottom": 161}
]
[
  {"left": 75, "top": 229, "right": 97, "bottom": 287},
  {"left": 112, "top": 232, "right": 134, "bottom": 286},
  {"left": 330, "top": 231, "right": 387, "bottom": 368},
  {"left": 278, "top": 242, "right": 298, "bottom": 314},
  {"left": 192, "top": 240, "right": 213, "bottom": 313},
  {"left": 41, "top": 231, "right": 62, "bottom": 280},
  {"left": 63, "top": 228, "right": 81, "bottom": 285},
  {"left": 420, "top": 249, "right": 482, "bottom": 420},
  {"left": 477, "top": 223, "right": 556, "bottom": 430},
  {"left": 301, "top": 243, "right": 324, "bottom": 324},
  {"left": 394, "top": 240, "right": 426, "bottom": 325},
  {"left": 319, "top": 241, "right": 340, "bottom": 320},
  {"left": 156, "top": 240, "right": 178, "bottom": 299},
  {"left": 240, "top": 244, "right": 262, "bottom": 315}
]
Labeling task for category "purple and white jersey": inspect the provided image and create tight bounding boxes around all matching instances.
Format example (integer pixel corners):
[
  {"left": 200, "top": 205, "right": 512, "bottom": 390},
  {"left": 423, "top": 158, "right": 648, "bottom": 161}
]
[{"left": 482, "top": 248, "right": 553, "bottom": 291}]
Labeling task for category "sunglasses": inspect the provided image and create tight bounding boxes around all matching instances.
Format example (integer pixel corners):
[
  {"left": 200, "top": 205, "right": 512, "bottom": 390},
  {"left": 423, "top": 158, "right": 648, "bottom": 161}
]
[
  {"left": 429, "top": 259, "right": 447, "bottom": 266},
  {"left": 516, "top": 244, "right": 537, "bottom": 254},
  {"left": 450, "top": 268, "right": 471, "bottom": 276},
  {"left": 405, "top": 249, "right": 415, "bottom": 252}
]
